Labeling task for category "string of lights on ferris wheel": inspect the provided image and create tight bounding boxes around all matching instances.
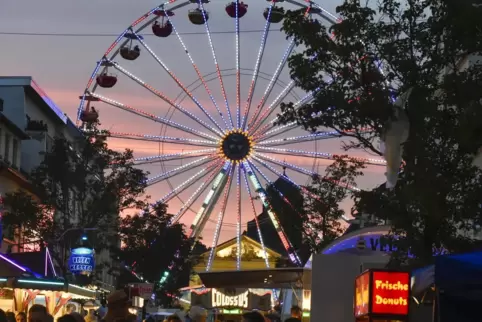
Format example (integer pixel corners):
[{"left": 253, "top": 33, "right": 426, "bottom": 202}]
[{"left": 78, "top": 0, "right": 387, "bottom": 284}]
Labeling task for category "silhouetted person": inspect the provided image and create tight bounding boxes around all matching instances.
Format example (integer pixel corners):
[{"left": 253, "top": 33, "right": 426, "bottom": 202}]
[
  {"left": 284, "top": 306, "right": 302, "bottom": 322},
  {"left": 241, "top": 312, "right": 264, "bottom": 322}
]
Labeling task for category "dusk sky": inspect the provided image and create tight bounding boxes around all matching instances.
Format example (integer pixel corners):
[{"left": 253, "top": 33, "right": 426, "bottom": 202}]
[{"left": 1, "top": 0, "right": 385, "bottom": 246}]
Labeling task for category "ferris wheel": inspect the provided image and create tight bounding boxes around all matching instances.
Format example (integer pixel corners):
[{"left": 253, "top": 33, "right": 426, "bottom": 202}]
[{"left": 78, "top": 0, "right": 386, "bottom": 268}]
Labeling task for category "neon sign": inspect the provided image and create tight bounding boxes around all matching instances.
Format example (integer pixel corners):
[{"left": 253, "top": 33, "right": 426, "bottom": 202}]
[{"left": 211, "top": 289, "right": 249, "bottom": 308}]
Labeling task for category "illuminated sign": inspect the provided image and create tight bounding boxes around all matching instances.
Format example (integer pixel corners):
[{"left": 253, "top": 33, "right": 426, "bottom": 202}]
[
  {"left": 354, "top": 272, "right": 370, "bottom": 317},
  {"left": 68, "top": 247, "right": 95, "bottom": 276},
  {"left": 212, "top": 288, "right": 249, "bottom": 308},
  {"left": 191, "top": 288, "right": 270, "bottom": 310},
  {"left": 354, "top": 270, "right": 410, "bottom": 317},
  {"left": 371, "top": 271, "right": 410, "bottom": 315}
]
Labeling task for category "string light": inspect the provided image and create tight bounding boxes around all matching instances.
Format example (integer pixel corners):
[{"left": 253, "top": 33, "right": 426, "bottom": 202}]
[
  {"left": 196, "top": 0, "right": 234, "bottom": 129},
  {"left": 246, "top": 7, "right": 311, "bottom": 131},
  {"left": 110, "top": 61, "right": 223, "bottom": 138},
  {"left": 132, "top": 29, "right": 224, "bottom": 135},
  {"left": 241, "top": 1, "right": 275, "bottom": 130},
  {"left": 91, "top": 92, "right": 218, "bottom": 141},
  {"left": 163, "top": 8, "right": 230, "bottom": 130}
]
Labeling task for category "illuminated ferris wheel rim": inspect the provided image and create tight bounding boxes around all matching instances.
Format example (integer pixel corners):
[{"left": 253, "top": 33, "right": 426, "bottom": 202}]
[{"left": 77, "top": 0, "right": 387, "bottom": 268}]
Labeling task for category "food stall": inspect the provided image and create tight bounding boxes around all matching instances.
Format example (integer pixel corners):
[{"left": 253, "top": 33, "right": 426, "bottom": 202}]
[
  {"left": 354, "top": 269, "right": 410, "bottom": 322},
  {"left": 0, "top": 250, "right": 96, "bottom": 316}
]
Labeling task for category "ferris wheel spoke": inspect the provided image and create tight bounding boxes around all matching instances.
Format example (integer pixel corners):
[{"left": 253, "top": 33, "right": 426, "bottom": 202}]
[
  {"left": 250, "top": 155, "right": 352, "bottom": 222},
  {"left": 241, "top": 1, "right": 275, "bottom": 130},
  {"left": 146, "top": 156, "right": 218, "bottom": 186},
  {"left": 249, "top": 52, "right": 322, "bottom": 136},
  {"left": 253, "top": 89, "right": 317, "bottom": 139},
  {"left": 253, "top": 153, "right": 361, "bottom": 191},
  {"left": 242, "top": 161, "right": 301, "bottom": 265},
  {"left": 256, "top": 122, "right": 300, "bottom": 142},
  {"left": 155, "top": 159, "right": 224, "bottom": 205},
  {"left": 206, "top": 165, "right": 236, "bottom": 271},
  {"left": 159, "top": 9, "right": 230, "bottom": 131},
  {"left": 256, "top": 131, "right": 342, "bottom": 146},
  {"left": 171, "top": 162, "right": 226, "bottom": 224},
  {"left": 131, "top": 29, "right": 225, "bottom": 135},
  {"left": 255, "top": 147, "right": 386, "bottom": 166},
  {"left": 286, "top": 0, "right": 340, "bottom": 24},
  {"left": 107, "top": 60, "right": 223, "bottom": 138},
  {"left": 196, "top": 0, "right": 235, "bottom": 129},
  {"left": 108, "top": 131, "right": 216, "bottom": 147},
  {"left": 188, "top": 161, "right": 232, "bottom": 238},
  {"left": 247, "top": 78, "right": 295, "bottom": 136},
  {"left": 235, "top": 166, "right": 242, "bottom": 270},
  {"left": 235, "top": 0, "right": 241, "bottom": 129},
  {"left": 249, "top": 160, "right": 324, "bottom": 232},
  {"left": 241, "top": 168, "right": 270, "bottom": 268},
  {"left": 247, "top": 8, "right": 311, "bottom": 132},
  {"left": 90, "top": 93, "right": 218, "bottom": 141},
  {"left": 134, "top": 148, "right": 217, "bottom": 165}
]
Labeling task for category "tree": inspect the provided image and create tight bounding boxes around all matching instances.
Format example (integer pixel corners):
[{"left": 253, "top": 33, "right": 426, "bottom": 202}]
[
  {"left": 114, "top": 203, "right": 201, "bottom": 307},
  {"left": 280, "top": 0, "right": 482, "bottom": 266},
  {"left": 3, "top": 125, "right": 148, "bottom": 280},
  {"left": 302, "top": 156, "right": 365, "bottom": 253}
]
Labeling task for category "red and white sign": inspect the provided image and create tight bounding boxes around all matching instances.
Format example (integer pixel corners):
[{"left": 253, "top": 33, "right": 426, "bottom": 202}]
[{"left": 129, "top": 283, "right": 154, "bottom": 299}]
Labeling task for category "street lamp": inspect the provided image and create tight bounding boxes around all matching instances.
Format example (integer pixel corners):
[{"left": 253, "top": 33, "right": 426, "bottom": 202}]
[{"left": 56, "top": 228, "right": 98, "bottom": 278}]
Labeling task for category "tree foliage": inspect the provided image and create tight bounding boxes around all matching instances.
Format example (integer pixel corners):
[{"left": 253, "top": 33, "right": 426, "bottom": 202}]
[
  {"left": 114, "top": 203, "right": 203, "bottom": 307},
  {"left": 302, "top": 156, "right": 365, "bottom": 253},
  {"left": 3, "top": 125, "right": 147, "bottom": 279},
  {"left": 281, "top": 0, "right": 482, "bottom": 265}
]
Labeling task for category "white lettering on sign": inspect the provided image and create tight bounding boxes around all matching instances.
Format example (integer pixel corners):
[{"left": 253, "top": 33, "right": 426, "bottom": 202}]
[
  {"left": 70, "top": 264, "right": 93, "bottom": 272},
  {"left": 211, "top": 289, "right": 249, "bottom": 308},
  {"left": 72, "top": 257, "right": 91, "bottom": 264}
]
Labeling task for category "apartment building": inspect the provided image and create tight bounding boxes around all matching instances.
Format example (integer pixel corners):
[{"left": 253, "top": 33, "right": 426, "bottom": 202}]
[{"left": 0, "top": 77, "right": 115, "bottom": 290}]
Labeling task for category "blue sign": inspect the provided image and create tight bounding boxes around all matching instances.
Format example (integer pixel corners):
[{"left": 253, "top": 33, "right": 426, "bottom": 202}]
[{"left": 69, "top": 247, "right": 95, "bottom": 275}]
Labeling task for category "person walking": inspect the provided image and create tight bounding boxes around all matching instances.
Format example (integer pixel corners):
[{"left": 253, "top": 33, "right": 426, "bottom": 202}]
[{"left": 102, "top": 290, "right": 136, "bottom": 322}]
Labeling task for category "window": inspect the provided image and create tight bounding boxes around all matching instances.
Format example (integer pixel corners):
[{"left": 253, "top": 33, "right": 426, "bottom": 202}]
[
  {"left": 12, "top": 139, "right": 18, "bottom": 167},
  {"left": 4, "top": 133, "right": 10, "bottom": 162}
]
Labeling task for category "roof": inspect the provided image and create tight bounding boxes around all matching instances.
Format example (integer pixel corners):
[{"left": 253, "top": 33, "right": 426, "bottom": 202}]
[
  {"left": 0, "top": 252, "right": 39, "bottom": 278},
  {"left": 200, "top": 234, "right": 282, "bottom": 259},
  {"left": 8, "top": 248, "right": 58, "bottom": 278},
  {"left": 0, "top": 113, "right": 29, "bottom": 139},
  {"left": 0, "top": 77, "right": 80, "bottom": 134},
  {"left": 198, "top": 267, "right": 311, "bottom": 289}
]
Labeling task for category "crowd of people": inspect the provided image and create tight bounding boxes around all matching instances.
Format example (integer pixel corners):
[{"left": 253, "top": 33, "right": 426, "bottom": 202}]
[
  {"left": 239, "top": 306, "right": 302, "bottom": 322},
  {"left": 0, "top": 290, "right": 303, "bottom": 322},
  {"left": 181, "top": 305, "right": 302, "bottom": 322}
]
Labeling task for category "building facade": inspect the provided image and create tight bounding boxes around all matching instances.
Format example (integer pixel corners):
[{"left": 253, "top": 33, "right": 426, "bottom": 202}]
[{"left": 0, "top": 77, "right": 115, "bottom": 290}]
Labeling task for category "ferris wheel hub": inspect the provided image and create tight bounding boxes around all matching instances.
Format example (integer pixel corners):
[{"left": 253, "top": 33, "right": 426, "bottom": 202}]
[{"left": 219, "top": 129, "right": 253, "bottom": 162}]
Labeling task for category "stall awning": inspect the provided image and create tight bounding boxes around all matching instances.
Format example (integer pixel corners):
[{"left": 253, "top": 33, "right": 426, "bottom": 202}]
[
  {"left": 411, "top": 251, "right": 482, "bottom": 298},
  {"left": 198, "top": 268, "right": 311, "bottom": 289},
  {"left": 0, "top": 253, "right": 39, "bottom": 278}
]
